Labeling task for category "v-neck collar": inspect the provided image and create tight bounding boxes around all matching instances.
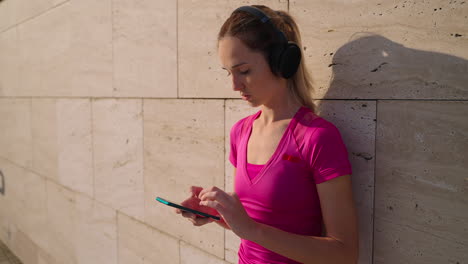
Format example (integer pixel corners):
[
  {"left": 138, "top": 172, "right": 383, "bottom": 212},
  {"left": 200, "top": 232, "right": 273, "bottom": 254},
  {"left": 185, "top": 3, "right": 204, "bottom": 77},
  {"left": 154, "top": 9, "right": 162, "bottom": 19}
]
[{"left": 242, "top": 106, "right": 307, "bottom": 186}]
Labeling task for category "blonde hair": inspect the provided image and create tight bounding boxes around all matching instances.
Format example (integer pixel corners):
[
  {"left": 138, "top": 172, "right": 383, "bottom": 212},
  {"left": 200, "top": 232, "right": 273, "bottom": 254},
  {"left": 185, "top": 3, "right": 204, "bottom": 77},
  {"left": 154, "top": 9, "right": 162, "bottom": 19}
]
[{"left": 218, "top": 5, "right": 315, "bottom": 113}]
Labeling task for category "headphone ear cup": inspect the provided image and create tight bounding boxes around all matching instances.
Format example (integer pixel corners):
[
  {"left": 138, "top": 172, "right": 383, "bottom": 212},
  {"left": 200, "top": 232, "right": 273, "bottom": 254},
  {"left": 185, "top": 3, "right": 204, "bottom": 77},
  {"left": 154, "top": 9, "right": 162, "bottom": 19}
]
[
  {"left": 278, "top": 42, "right": 301, "bottom": 79},
  {"left": 268, "top": 44, "right": 284, "bottom": 76}
]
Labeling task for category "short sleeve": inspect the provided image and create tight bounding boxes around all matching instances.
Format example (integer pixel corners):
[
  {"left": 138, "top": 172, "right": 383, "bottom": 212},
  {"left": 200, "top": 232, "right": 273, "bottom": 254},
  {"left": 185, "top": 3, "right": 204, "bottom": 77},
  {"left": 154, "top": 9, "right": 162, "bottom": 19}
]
[
  {"left": 228, "top": 118, "right": 245, "bottom": 168},
  {"left": 304, "top": 120, "right": 352, "bottom": 184}
]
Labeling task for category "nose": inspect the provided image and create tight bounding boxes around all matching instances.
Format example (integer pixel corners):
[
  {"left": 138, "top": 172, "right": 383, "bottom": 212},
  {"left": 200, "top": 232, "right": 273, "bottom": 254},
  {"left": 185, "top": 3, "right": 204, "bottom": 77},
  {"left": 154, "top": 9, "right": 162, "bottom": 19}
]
[{"left": 231, "top": 75, "right": 243, "bottom": 92}]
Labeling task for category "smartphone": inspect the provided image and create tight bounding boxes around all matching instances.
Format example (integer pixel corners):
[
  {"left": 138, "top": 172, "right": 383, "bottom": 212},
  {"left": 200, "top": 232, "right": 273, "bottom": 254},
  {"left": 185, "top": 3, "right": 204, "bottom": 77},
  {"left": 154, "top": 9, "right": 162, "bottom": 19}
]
[{"left": 155, "top": 197, "right": 221, "bottom": 221}]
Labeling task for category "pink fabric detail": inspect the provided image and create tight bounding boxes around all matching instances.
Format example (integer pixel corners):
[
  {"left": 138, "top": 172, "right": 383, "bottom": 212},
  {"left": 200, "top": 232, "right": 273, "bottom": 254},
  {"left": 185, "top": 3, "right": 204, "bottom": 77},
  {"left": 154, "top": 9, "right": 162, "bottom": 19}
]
[
  {"left": 246, "top": 162, "right": 265, "bottom": 180},
  {"left": 229, "top": 106, "right": 352, "bottom": 264}
]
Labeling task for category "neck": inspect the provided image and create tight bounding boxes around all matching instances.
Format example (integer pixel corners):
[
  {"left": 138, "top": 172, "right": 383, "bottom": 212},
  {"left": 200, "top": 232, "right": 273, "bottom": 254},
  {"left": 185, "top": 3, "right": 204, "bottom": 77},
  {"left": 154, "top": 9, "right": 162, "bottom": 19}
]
[{"left": 259, "top": 89, "right": 302, "bottom": 125}]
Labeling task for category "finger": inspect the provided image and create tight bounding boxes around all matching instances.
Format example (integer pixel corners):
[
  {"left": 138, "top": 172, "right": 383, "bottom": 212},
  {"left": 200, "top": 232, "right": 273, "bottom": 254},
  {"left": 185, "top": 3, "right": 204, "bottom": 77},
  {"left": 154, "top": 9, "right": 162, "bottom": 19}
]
[
  {"left": 190, "top": 186, "right": 203, "bottom": 196},
  {"left": 192, "top": 217, "right": 213, "bottom": 226},
  {"left": 181, "top": 211, "right": 196, "bottom": 219},
  {"left": 198, "top": 186, "right": 222, "bottom": 199},
  {"left": 199, "top": 200, "right": 225, "bottom": 214},
  {"left": 200, "top": 190, "right": 231, "bottom": 207}
]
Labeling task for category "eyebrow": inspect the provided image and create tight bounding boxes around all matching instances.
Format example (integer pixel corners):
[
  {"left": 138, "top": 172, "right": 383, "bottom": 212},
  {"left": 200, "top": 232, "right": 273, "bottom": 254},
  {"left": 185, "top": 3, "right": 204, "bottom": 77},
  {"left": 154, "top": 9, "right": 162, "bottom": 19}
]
[{"left": 221, "top": 62, "right": 248, "bottom": 70}]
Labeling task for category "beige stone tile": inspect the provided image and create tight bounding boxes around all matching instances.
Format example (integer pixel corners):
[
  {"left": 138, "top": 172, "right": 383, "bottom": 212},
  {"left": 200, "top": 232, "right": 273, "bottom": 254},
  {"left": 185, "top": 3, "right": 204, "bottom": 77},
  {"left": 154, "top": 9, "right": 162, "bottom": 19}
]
[
  {"left": 15, "top": 170, "right": 48, "bottom": 251},
  {"left": 0, "top": 157, "right": 20, "bottom": 245},
  {"left": 45, "top": 180, "right": 77, "bottom": 264},
  {"left": 180, "top": 241, "right": 231, "bottom": 264},
  {"left": 290, "top": 0, "right": 468, "bottom": 99},
  {"left": 32, "top": 99, "right": 93, "bottom": 196},
  {"left": 0, "top": 0, "right": 16, "bottom": 33},
  {"left": 17, "top": 0, "right": 112, "bottom": 97},
  {"left": 56, "top": 99, "right": 93, "bottom": 197},
  {"left": 0, "top": 0, "right": 68, "bottom": 33},
  {"left": 113, "top": 0, "right": 177, "bottom": 98},
  {"left": 224, "top": 100, "right": 258, "bottom": 263},
  {"left": 93, "top": 99, "right": 144, "bottom": 221},
  {"left": 117, "top": 212, "right": 179, "bottom": 264},
  {"left": 375, "top": 101, "right": 468, "bottom": 263},
  {"left": 0, "top": 98, "right": 32, "bottom": 168},
  {"left": 0, "top": 27, "right": 18, "bottom": 97},
  {"left": 374, "top": 218, "right": 467, "bottom": 264},
  {"left": 15, "top": 0, "right": 68, "bottom": 25},
  {"left": 8, "top": 228, "right": 39, "bottom": 264},
  {"left": 178, "top": 0, "right": 288, "bottom": 98},
  {"left": 75, "top": 194, "right": 117, "bottom": 264},
  {"left": 315, "top": 100, "right": 375, "bottom": 264},
  {"left": 143, "top": 99, "right": 225, "bottom": 258},
  {"left": 31, "top": 98, "right": 59, "bottom": 181},
  {"left": 46, "top": 180, "right": 118, "bottom": 264},
  {"left": 37, "top": 248, "right": 60, "bottom": 264}
]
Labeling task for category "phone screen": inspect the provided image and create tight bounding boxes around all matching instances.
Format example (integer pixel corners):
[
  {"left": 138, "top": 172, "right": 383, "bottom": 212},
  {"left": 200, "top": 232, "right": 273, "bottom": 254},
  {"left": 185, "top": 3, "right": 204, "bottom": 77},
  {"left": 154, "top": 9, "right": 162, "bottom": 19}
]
[{"left": 156, "top": 197, "right": 221, "bottom": 221}]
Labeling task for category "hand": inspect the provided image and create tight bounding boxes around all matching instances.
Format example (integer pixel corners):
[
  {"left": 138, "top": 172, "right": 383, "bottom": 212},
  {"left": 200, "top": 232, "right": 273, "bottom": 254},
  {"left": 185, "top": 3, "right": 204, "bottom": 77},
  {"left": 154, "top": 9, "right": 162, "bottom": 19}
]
[
  {"left": 198, "top": 186, "right": 257, "bottom": 239},
  {"left": 175, "top": 186, "right": 219, "bottom": 226}
]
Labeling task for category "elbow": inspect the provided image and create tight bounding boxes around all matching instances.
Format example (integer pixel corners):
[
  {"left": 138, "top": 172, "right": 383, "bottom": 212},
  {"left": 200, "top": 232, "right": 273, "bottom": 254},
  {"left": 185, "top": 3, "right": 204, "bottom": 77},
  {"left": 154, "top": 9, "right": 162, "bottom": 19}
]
[{"left": 334, "top": 239, "right": 358, "bottom": 264}]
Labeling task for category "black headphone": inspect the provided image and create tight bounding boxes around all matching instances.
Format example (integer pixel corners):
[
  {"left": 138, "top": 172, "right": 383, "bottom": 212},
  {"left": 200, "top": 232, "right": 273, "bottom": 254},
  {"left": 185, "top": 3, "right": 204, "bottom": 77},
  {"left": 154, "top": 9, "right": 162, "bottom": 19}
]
[{"left": 232, "top": 6, "right": 302, "bottom": 79}]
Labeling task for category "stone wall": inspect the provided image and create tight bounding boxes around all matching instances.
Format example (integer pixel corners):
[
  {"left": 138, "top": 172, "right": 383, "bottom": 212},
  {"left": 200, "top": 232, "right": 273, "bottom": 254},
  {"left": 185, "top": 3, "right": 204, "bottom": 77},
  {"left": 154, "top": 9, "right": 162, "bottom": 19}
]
[{"left": 0, "top": 0, "right": 467, "bottom": 263}]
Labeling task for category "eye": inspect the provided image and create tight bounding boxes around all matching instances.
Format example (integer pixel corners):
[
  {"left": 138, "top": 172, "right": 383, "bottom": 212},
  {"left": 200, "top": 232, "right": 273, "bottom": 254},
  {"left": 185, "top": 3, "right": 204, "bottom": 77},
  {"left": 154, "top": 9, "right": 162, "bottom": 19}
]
[{"left": 240, "top": 70, "right": 250, "bottom": 75}]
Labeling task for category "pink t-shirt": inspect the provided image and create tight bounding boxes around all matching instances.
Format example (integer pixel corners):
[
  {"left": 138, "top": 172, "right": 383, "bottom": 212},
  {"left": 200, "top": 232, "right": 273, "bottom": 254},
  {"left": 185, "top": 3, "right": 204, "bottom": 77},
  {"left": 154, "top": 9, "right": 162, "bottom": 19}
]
[{"left": 229, "top": 106, "right": 352, "bottom": 264}]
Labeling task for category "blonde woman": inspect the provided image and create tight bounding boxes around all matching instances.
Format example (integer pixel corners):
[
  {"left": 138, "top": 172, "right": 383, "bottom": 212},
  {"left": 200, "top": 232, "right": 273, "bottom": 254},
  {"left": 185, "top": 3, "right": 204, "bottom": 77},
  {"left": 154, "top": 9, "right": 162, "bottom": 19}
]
[{"left": 176, "top": 5, "right": 359, "bottom": 264}]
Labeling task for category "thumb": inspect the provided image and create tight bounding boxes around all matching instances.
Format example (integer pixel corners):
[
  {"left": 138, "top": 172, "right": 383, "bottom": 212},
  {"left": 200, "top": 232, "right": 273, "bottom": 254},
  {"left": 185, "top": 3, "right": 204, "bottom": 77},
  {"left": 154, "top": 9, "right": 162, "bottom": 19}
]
[{"left": 231, "top": 192, "right": 239, "bottom": 200}]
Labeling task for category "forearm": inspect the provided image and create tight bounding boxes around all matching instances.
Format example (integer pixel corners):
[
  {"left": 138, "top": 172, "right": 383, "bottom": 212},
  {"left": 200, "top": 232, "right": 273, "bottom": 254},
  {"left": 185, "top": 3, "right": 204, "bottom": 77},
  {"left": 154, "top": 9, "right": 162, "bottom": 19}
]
[
  {"left": 214, "top": 218, "right": 231, "bottom": 230},
  {"left": 246, "top": 222, "right": 358, "bottom": 264}
]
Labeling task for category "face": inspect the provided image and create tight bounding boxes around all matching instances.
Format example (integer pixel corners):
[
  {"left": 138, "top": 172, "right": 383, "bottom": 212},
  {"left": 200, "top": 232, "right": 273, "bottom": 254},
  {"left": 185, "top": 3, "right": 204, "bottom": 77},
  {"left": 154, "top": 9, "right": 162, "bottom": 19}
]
[{"left": 218, "top": 36, "right": 282, "bottom": 107}]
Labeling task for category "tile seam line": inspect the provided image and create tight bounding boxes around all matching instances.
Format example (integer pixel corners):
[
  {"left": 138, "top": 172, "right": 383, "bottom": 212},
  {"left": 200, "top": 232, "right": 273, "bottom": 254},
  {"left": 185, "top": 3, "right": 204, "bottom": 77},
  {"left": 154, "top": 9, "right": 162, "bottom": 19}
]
[
  {"left": 176, "top": 0, "right": 179, "bottom": 99},
  {"left": 371, "top": 99, "right": 378, "bottom": 264},
  {"left": 1, "top": 97, "right": 468, "bottom": 101},
  {"left": 0, "top": 0, "right": 71, "bottom": 35}
]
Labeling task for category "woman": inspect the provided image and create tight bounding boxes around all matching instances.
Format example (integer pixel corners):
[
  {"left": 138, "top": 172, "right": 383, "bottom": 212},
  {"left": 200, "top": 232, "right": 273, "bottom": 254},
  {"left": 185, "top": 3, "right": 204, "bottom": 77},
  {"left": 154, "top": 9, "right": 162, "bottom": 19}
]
[{"left": 176, "top": 5, "right": 359, "bottom": 264}]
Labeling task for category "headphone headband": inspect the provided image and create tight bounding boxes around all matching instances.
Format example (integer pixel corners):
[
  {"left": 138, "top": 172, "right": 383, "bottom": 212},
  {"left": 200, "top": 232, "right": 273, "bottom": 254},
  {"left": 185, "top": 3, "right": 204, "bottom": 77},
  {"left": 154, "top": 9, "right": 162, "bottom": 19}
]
[
  {"left": 231, "top": 5, "right": 301, "bottom": 79},
  {"left": 232, "top": 6, "right": 288, "bottom": 44}
]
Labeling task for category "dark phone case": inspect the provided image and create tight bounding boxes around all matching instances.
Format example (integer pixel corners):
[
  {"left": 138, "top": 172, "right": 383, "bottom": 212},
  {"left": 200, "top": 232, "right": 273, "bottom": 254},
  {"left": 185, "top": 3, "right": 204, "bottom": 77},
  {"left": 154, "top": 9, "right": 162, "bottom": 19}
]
[{"left": 156, "top": 197, "right": 221, "bottom": 221}]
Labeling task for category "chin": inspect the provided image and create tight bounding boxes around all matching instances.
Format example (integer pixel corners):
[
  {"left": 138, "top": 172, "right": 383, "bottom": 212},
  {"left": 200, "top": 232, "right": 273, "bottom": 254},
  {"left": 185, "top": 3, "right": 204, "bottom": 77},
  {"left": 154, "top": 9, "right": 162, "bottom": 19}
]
[{"left": 247, "top": 101, "right": 261, "bottom": 107}]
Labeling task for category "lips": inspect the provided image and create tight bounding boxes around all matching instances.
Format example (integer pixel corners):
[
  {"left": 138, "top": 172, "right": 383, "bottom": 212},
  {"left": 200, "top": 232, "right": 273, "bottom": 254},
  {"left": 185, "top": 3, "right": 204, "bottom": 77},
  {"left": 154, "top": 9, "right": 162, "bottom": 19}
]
[{"left": 241, "top": 94, "right": 251, "bottom": 101}]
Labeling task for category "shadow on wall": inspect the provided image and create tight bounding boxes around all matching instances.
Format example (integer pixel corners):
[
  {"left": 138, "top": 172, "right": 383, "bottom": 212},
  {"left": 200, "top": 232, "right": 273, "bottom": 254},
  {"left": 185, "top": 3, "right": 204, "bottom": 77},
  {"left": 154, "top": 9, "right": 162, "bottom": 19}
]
[{"left": 315, "top": 33, "right": 468, "bottom": 113}]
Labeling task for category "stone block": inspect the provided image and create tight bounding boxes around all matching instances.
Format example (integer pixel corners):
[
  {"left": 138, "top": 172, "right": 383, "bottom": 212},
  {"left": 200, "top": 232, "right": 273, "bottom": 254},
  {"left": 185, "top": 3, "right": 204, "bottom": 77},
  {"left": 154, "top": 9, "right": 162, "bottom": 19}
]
[
  {"left": 0, "top": 27, "right": 18, "bottom": 97},
  {"left": 31, "top": 98, "right": 59, "bottom": 181},
  {"left": 56, "top": 99, "right": 93, "bottom": 196},
  {"left": 31, "top": 99, "right": 93, "bottom": 197},
  {"left": 75, "top": 195, "right": 118, "bottom": 264},
  {"left": 290, "top": 0, "right": 468, "bottom": 99},
  {"left": 118, "top": 212, "right": 179, "bottom": 264},
  {"left": 180, "top": 241, "right": 230, "bottom": 264},
  {"left": 144, "top": 99, "right": 225, "bottom": 258},
  {"left": 113, "top": 0, "right": 177, "bottom": 98},
  {"left": 374, "top": 101, "right": 468, "bottom": 263},
  {"left": 17, "top": 0, "right": 112, "bottom": 97},
  {"left": 45, "top": 180, "right": 118, "bottom": 264},
  {"left": 45, "top": 180, "right": 77, "bottom": 264},
  {"left": 0, "top": 98, "right": 32, "bottom": 168},
  {"left": 93, "top": 98, "right": 145, "bottom": 221}
]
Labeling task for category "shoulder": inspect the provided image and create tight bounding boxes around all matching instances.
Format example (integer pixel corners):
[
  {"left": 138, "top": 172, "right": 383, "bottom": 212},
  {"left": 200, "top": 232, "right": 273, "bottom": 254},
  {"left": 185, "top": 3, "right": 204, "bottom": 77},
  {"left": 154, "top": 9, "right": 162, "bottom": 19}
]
[
  {"left": 230, "top": 111, "right": 258, "bottom": 136},
  {"left": 296, "top": 111, "right": 345, "bottom": 148},
  {"left": 297, "top": 110, "right": 340, "bottom": 136}
]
